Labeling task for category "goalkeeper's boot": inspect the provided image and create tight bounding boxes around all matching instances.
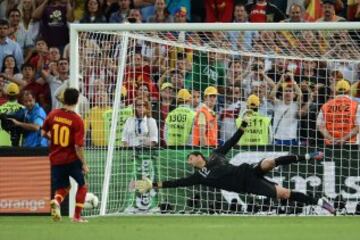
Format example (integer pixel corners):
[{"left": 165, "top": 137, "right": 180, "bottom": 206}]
[
  {"left": 50, "top": 199, "right": 62, "bottom": 222},
  {"left": 71, "top": 217, "right": 88, "bottom": 223},
  {"left": 319, "top": 197, "right": 336, "bottom": 215},
  {"left": 307, "top": 151, "right": 324, "bottom": 161}
]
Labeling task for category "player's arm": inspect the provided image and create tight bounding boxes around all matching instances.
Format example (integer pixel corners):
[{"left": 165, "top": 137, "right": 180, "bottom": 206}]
[
  {"left": 74, "top": 118, "right": 89, "bottom": 174},
  {"left": 9, "top": 118, "right": 41, "bottom": 131},
  {"left": 75, "top": 145, "right": 89, "bottom": 174},
  {"left": 316, "top": 111, "right": 334, "bottom": 141},
  {"left": 134, "top": 174, "right": 200, "bottom": 193},
  {"left": 214, "top": 117, "right": 249, "bottom": 155},
  {"left": 198, "top": 112, "right": 207, "bottom": 146}
]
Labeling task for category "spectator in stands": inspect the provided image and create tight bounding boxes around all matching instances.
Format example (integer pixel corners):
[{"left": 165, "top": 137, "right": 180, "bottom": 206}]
[
  {"left": 6, "top": 63, "right": 50, "bottom": 112},
  {"left": 80, "top": 0, "right": 106, "bottom": 23},
  {"left": 193, "top": 86, "right": 218, "bottom": 147},
  {"left": 48, "top": 46, "right": 61, "bottom": 61},
  {"left": 245, "top": 0, "right": 285, "bottom": 23},
  {"left": 270, "top": 73, "right": 304, "bottom": 145},
  {"left": 191, "top": 89, "right": 201, "bottom": 109},
  {"left": 38, "top": 58, "right": 69, "bottom": 109},
  {"left": 152, "top": 82, "right": 175, "bottom": 145},
  {"left": 225, "top": 58, "right": 244, "bottom": 86},
  {"left": 317, "top": 0, "right": 346, "bottom": 21},
  {"left": 0, "top": 55, "right": 23, "bottom": 82},
  {"left": 298, "top": 82, "right": 316, "bottom": 145},
  {"left": 250, "top": 82, "right": 274, "bottom": 118},
  {"left": 286, "top": 0, "right": 305, "bottom": 16},
  {"left": 158, "top": 69, "right": 185, "bottom": 93},
  {"left": 167, "top": 1, "right": 191, "bottom": 21},
  {"left": 102, "top": 0, "right": 121, "bottom": 21},
  {"left": 147, "top": 0, "right": 173, "bottom": 23},
  {"left": 174, "top": 6, "right": 188, "bottom": 23},
  {"left": 0, "top": 19, "right": 23, "bottom": 70},
  {"left": 0, "top": 0, "right": 19, "bottom": 20},
  {"left": 9, "top": 90, "right": 48, "bottom": 147},
  {"left": 267, "top": 58, "right": 287, "bottom": 83},
  {"left": 243, "top": 59, "right": 275, "bottom": 97},
  {"left": 12, "top": 2, "right": 40, "bottom": 56},
  {"left": 135, "top": 82, "right": 151, "bottom": 101},
  {"left": 328, "top": 69, "right": 344, "bottom": 95},
  {"left": 124, "top": 51, "right": 159, "bottom": 103},
  {"left": 236, "top": 94, "right": 272, "bottom": 146},
  {"left": 205, "top": 0, "right": 234, "bottom": 22},
  {"left": 122, "top": 97, "right": 158, "bottom": 147},
  {"left": 283, "top": 3, "right": 305, "bottom": 22},
  {"left": 102, "top": 86, "right": 133, "bottom": 146},
  {"left": 32, "top": 0, "right": 74, "bottom": 51},
  {"left": 219, "top": 85, "right": 245, "bottom": 143},
  {"left": 109, "top": 0, "right": 131, "bottom": 23},
  {"left": 127, "top": 8, "right": 143, "bottom": 23},
  {"left": 26, "top": 38, "right": 49, "bottom": 74},
  {"left": 0, "top": 83, "right": 24, "bottom": 146},
  {"left": 185, "top": 49, "right": 225, "bottom": 93},
  {"left": 84, "top": 90, "right": 111, "bottom": 147},
  {"left": 165, "top": 88, "right": 195, "bottom": 146},
  {"left": 228, "top": 3, "right": 258, "bottom": 51},
  {"left": 133, "top": 0, "right": 155, "bottom": 21},
  {"left": 295, "top": 60, "right": 321, "bottom": 86},
  {"left": 7, "top": 8, "right": 22, "bottom": 40},
  {"left": 317, "top": 79, "right": 360, "bottom": 145}
]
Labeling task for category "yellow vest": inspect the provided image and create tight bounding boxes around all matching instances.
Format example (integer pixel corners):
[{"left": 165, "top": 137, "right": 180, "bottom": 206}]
[{"left": 236, "top": 112, "right": 271, "bottom": 146}]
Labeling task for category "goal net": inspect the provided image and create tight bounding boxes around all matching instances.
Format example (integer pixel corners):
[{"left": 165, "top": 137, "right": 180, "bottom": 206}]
[{"left": 69, "top": 23, "right": 360, "bottom": 216}]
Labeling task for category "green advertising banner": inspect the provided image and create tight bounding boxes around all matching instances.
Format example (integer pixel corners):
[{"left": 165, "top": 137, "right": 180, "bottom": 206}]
[{"left": 85, "top": 146, "right": 360, "bottom": 215}]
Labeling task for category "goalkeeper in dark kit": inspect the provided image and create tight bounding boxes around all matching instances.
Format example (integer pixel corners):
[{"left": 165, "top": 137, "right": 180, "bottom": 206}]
[{"left": 134, "top": 117, "right": 336, "bottom": 215}]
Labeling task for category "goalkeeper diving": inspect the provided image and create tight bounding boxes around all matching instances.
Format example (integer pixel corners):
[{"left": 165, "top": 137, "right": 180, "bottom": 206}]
[{"left": 134, "top": 117, "right": 336, "bottom": 215}]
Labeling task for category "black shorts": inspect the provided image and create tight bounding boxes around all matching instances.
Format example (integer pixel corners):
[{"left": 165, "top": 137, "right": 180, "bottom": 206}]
[
  {"left": 51, "top": 160, "right": 85, "bottom": 190},
  {"left": 241, "top": 163, "right": 277, "bottom": 199}
]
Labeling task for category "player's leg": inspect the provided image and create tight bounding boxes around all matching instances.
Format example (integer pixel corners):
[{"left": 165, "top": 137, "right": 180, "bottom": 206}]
[
  {"left": 275, "top": 185, "right": 336, "bottom": 215},
  {"left": 50, "top": 165, "right": 71, "bottom": 222},
  {"left": 255, "top": 151, "right": 324, "bottom": 175},
  {"left": 69, "top": 160, "right": 88, "bottom": 223}
]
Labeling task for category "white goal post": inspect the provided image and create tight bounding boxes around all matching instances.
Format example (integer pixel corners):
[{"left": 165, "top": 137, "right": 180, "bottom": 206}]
[{"left": 69, "top": 22, "right": 360, "bottom": 217}]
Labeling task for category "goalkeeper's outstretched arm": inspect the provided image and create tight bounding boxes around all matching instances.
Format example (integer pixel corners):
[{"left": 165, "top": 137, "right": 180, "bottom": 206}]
[
  {"left": 135, "top": 174, "right": 201, "bottom": 193},
  {"left": 214, "top": 119, "right": 248, "bottom": 155}
]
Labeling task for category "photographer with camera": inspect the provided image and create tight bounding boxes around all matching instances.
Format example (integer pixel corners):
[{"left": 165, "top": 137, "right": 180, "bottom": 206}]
[
  {"left": 243, "top": 59, "right": 275, "bottom": 97},
  {"left": 0, "top": 82, "right": 24, "bottom": 146}
]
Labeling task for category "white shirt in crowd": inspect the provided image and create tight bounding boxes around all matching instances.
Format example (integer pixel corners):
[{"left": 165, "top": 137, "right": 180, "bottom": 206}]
[
  {"left": 122, "top": 116, "right": 158, "bottom": 147},
  {"left": 273, "top": 101, "right": 299, "bottom": 140}
]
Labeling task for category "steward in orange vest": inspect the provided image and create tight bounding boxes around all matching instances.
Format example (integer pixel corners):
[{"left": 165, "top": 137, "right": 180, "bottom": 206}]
[
  {"left": 317, "top": 80, "right": 359, "bottom": 145},
  {"left": 193, "top": 86, "right": 218, "bottom": 146}
]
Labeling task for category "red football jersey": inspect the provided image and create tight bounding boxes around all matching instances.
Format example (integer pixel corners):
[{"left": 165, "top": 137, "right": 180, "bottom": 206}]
[
  {"left": 249, "top": 4, "right": 267, "bottom": 23},
  {"left": 42, "top": 108, "right": 85, "bottom": 166}
]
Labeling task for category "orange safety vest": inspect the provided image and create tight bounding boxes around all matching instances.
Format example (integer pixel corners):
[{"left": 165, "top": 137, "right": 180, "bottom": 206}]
[
  {"left": 193, "top": 105, "right": 218, "bottom": 146},
  {"left": 321, "top": 96, "right": 358, "bottom": 144}
]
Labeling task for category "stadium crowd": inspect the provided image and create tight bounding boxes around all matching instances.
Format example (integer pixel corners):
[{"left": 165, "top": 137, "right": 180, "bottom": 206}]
[{"left": 0, "top": 0, "right": 360, "bottom": 148}]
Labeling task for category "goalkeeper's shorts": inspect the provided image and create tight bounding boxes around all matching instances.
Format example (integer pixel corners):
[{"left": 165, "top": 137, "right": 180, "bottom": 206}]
[{"left": 242, "top": 163, "right": 277, "bottom": 199}]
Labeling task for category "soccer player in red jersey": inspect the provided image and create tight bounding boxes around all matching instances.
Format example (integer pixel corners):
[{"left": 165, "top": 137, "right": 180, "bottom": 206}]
[{"left": 42, "top": 88, "right": 89, "bottom": 223}]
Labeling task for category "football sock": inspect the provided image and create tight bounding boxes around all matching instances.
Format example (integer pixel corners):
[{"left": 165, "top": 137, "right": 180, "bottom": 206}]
[
  {"left": 74, "top": 185, "right": 87, "bottom": 219},
  {"left": 274, "top": 155, "right": 306, "bottom": 167},
  {"left": 54, "top": 187, "right": 70, "bottom": 204},
  {"left": 289, "top": 191, "right": 318, "bottom": 205}
]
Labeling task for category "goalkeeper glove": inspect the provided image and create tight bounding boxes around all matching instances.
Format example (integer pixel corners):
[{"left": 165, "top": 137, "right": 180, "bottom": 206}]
[
  {"left": 240, "top": 110, "right": 253, "bottom": 128},
  {"left": 134, "top": 177, "right": 153, "bottom": 194}
]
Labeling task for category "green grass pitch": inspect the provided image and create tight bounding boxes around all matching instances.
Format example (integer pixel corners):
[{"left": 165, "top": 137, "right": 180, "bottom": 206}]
[{"left": 1, "top": 216, "right": 359, "bottom": 240}]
